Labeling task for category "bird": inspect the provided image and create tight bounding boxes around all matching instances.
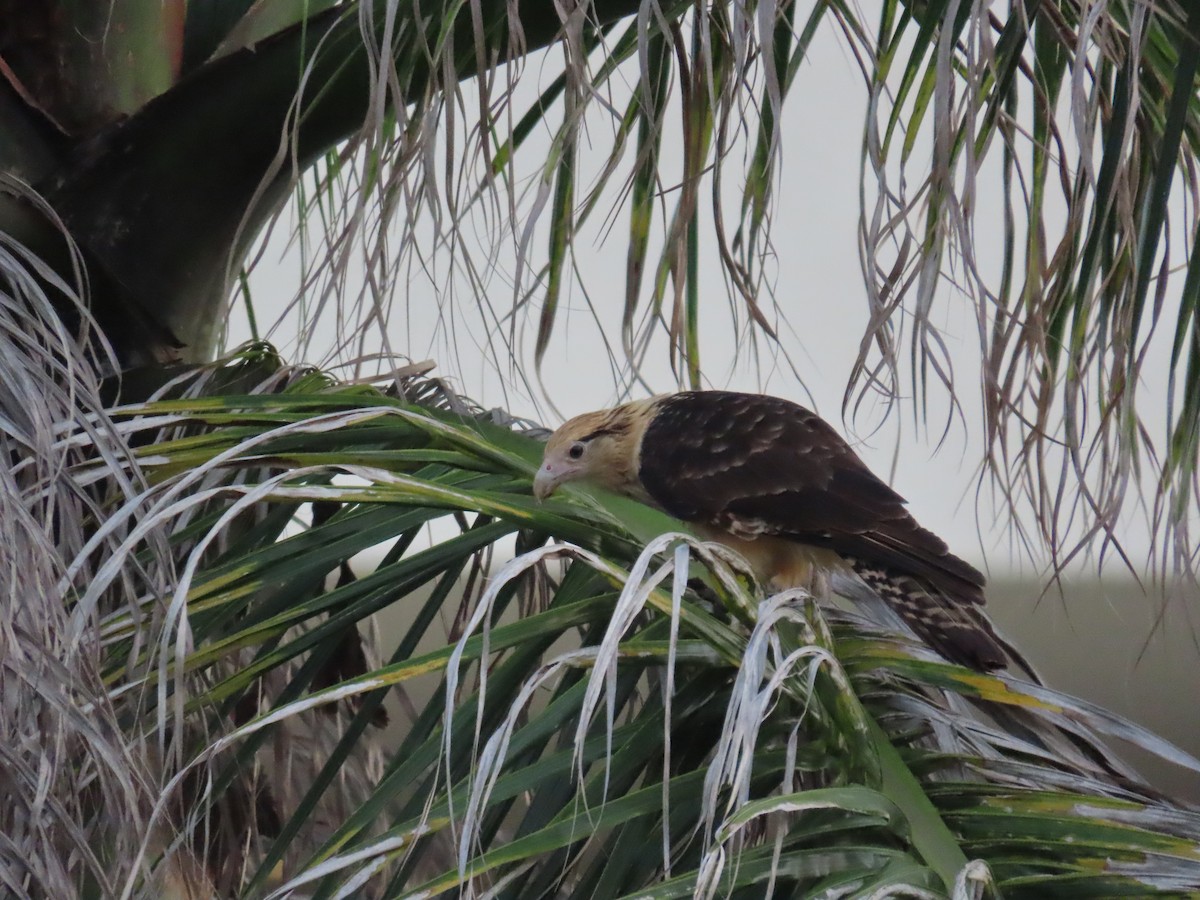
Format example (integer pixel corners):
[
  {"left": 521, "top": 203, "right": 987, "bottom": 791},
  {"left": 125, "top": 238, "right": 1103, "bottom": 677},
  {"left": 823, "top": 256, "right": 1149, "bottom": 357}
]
[{"left": 532, "top": 390, "right": 1009, "bottom": 671}]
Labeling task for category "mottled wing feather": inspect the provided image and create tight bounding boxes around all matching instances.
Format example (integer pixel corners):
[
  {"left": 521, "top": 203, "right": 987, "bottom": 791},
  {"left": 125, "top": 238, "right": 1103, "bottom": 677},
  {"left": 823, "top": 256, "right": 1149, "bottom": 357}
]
[
  {"left": 638, "top": 392, "right": 982, "bottom": 595},
  {"left": 849, "top": 562, "right": 1004, "bottom": 669},
  {"left": 637, "top": 392, "right": 1007, "bottom": 668}
]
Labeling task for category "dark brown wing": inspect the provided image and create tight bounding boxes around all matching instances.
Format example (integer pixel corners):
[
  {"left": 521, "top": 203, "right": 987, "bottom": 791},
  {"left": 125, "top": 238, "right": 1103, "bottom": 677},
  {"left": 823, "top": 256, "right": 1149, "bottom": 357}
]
[{"left": 637, "top": 391, "right": 985, "bottom": 603}]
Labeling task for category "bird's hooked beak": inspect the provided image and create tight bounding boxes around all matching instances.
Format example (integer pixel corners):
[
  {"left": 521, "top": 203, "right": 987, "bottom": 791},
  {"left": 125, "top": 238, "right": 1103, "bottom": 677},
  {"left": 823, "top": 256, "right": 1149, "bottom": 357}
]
[{"left": 533, "top": 462, "right": 563, "bottom": 501}]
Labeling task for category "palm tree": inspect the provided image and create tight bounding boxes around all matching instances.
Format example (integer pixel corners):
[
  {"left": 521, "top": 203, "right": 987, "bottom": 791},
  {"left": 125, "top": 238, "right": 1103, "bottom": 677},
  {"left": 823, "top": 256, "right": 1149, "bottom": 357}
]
[{"left": 3, "top": 1, "right": 1200, "bottom": 896}]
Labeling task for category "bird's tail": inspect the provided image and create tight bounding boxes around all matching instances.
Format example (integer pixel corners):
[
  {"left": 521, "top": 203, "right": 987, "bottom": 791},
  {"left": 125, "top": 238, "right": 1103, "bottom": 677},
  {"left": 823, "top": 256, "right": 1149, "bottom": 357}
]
[{"left": 846, "top": 560, "right": 1015, "bottom": 673}]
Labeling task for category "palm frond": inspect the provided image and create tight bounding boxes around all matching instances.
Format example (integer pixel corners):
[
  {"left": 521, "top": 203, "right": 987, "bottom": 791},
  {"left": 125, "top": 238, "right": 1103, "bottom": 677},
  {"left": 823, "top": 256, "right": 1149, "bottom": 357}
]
[
  {"left": 235, "top": 0, "right": 1200, "bottom": 579},
  {"left": 855, "top": 0, "right": 1200, "bottom": 577},
  {"left": 49, "top": 348, "right": 1199, "bottom": 896},
  {"left": 0, "top": 198, "right": 177, "bottom": 896}
]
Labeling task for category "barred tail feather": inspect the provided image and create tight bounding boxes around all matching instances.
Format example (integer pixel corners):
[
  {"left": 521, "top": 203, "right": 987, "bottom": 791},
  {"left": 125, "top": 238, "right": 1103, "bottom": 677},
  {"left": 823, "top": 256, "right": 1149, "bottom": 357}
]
[{"left": 847, "top": 559, "right": 1008, "bottom": 671}]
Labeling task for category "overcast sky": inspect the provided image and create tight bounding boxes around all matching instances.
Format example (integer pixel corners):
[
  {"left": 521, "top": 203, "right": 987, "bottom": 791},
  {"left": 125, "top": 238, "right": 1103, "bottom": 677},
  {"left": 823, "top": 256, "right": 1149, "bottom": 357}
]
[
  {"left": 226, "top": 7, "right": 1200, "bottom": 782},
  {"left": 232, "top": 10, "right": 1184, "bottom": 580}
]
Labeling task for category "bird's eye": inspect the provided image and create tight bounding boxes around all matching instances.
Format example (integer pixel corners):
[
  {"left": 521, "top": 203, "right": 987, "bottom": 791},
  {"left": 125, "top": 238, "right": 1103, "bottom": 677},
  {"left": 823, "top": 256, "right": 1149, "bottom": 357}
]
[{"left": 568, "top": 442, "right": 586, "bottom": 460}]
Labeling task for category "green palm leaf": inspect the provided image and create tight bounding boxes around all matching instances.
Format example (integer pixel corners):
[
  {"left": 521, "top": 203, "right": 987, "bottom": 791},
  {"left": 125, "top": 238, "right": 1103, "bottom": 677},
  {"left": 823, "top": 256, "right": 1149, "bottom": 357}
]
[{"left": 59, "top": 349, "right": 1198, "bottom": 897}]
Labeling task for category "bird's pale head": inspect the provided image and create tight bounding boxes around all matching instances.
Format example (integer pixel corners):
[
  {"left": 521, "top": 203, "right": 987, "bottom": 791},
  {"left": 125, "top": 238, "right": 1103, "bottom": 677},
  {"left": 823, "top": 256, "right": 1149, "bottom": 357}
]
[{"left": 533, "top": 400, "right": 658, "bottom": 502}]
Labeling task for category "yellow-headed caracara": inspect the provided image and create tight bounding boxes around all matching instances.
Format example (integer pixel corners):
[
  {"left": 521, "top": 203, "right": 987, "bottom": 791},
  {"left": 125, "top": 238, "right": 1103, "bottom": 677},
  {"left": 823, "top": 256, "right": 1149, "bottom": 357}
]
[{"left": 533, "top": 390, "right": 1008, "bottom": 671}]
